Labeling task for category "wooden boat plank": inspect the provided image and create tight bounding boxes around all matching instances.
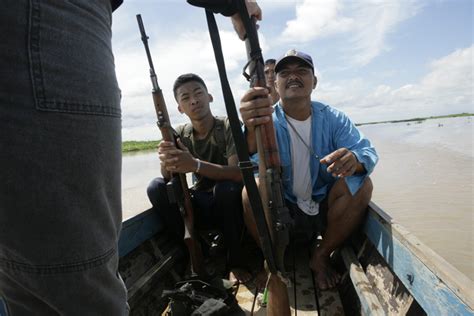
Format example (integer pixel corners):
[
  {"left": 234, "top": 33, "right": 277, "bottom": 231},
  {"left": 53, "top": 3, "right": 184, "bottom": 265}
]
[
  {"left": 235, "top": 283, "right": 266, "bottom": 315},
  {"left": 150, "top": 239, "right": 180, "bottom": 283},
  {"left": 316, "top": 288, "right": 344, "bottom": 316},
  {"left": 365, "top": 204, "right": 474, "bottom": 315},
  {"left": 341, "top": 247, "right": 384, "bottom": 316},
  {"left": 119, "top": 208, "right": 163, "bottom": 257},
  {"left": 285, "top": 244, "right": 297, "bottom": 315},
  {"left": 234, "top": 244, "right": 327, "bottom": 315},
  {"left": 291, "top": 247, "right": 319, "bottom": 315},
  {"left": 363, "top": 247, "right": 414, "bottom": 315}
]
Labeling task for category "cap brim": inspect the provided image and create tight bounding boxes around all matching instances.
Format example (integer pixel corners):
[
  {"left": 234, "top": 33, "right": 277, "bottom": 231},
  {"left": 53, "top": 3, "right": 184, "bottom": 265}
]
[{"left": 275, "top": 56, "right": 314, "bottom": 73}]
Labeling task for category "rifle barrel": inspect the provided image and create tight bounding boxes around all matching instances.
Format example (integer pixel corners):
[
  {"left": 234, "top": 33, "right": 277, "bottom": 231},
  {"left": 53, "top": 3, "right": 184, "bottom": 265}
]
[{"left": 136, "top": 14, "right": 156, "bottom": 77}]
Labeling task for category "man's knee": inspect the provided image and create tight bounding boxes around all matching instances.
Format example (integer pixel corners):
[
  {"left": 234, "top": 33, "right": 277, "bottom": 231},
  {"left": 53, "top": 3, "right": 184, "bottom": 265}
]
[
  {"left": 329, "top": 176, "right": 373, "bottom": 210},
  {"left": 354, "top": 177, "right": 373, "bottom": 210},
  {"left": 360, "top": 177, "right": 373, "bottom": 201},
  {"left": 147, "top": 177, "right": 167, "bottom": 206}
]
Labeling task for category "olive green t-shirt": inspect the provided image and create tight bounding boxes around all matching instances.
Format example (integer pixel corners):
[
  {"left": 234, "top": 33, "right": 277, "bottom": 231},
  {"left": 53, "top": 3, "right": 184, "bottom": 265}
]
[{"left": 175, "top": 117, "right": 237, "bottom": 192}]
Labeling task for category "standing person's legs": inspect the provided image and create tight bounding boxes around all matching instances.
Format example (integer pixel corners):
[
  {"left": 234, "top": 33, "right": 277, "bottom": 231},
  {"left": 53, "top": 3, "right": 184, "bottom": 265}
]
[{"left": 0, "top": 1, "right": 127, "bottom": 314}]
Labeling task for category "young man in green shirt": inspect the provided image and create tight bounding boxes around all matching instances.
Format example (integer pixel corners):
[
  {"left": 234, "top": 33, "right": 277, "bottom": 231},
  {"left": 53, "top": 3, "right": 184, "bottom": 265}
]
[{"left": 147, "top": 73, "right": 250, "bottom": 282}]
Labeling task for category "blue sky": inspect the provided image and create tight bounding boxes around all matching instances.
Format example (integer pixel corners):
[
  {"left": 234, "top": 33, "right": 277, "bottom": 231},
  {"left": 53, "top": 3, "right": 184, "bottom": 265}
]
[{"left": 111, "top": 0, "right": 473, "bottom": 141}]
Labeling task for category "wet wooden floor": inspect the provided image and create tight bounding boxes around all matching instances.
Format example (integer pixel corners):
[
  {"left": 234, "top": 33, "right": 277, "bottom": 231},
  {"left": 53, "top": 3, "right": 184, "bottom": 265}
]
[{"left": 235, "top": 244, "right": 344, "bottom": 315}]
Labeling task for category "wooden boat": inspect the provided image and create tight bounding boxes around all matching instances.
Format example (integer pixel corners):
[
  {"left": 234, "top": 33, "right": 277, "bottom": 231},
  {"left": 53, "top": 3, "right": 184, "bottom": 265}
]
[
  {"left": 117, "top": 201, "right": 474, "bottom": 315},
  {"left": 0, "top": 201, "right": 471, "bottom": 315}
]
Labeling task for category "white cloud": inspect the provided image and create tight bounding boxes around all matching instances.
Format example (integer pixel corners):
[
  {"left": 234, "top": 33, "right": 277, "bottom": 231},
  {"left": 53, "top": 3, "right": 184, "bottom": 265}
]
[
  {"left": 281, "top": 0, "right": 353, "bottom": 41},
  {"left": 318, "top": 45, "right": 474, "bottom": 123},
  {"left": 348, "top": 0, "right": 422, "bottom": 66},
  {"left": 113, "top": 1, "right": 471, "bottom": 140},
  {"left": 115, "top": 26, "right": 264, "bottom": 140},
  {"left": 279, "top": 0, "right": 422, "bottom": 66}
]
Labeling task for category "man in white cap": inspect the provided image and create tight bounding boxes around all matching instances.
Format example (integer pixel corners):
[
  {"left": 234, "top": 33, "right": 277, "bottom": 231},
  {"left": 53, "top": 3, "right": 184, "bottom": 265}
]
[{"left": 239, "top": 49, "right": 378, "bottom": 315}]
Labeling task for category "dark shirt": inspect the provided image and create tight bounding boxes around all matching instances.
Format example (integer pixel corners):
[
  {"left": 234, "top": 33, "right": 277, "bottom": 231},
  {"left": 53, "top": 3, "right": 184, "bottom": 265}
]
[{"left": 176, "top": 117, "right": 237, "bottom": 192}]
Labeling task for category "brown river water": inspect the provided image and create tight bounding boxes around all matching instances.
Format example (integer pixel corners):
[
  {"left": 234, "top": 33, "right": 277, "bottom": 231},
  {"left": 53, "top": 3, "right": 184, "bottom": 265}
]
[{"left": 122, "top": 116, "right": 473, "bottom": 280}]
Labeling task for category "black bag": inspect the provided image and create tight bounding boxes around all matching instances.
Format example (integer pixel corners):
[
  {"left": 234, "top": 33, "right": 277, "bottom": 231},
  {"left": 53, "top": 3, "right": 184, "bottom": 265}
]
[{"left": 162, "top": 279, "right": 241, "bottom": 316}]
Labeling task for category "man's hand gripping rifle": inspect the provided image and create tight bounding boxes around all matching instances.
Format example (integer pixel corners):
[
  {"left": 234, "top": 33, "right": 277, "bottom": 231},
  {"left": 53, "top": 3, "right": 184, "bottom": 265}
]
[{"left": 136, "top": 15, "right": 206, "bottom": 278}]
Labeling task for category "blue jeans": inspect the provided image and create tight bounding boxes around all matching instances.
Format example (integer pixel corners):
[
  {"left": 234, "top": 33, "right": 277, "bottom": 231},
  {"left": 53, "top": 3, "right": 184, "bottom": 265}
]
[{"left": 0, "top": 1, "right": 127, "bottom": 315}]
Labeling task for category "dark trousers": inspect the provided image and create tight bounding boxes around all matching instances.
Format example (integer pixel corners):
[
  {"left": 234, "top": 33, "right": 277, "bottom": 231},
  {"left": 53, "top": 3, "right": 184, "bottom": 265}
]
[
  {"left": 286, "top": 199, "right": 328, "bottom": 243},
  {"left": 147, "top": 178, "right": 244, "bottom": 267}
]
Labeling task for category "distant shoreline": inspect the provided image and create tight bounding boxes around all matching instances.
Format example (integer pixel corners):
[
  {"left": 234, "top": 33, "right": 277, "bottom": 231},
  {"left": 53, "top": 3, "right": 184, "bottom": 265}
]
[
  {"left": 356, "top": 112, "right": 473, "bottom": 126},
  {"left": 122, "top": 140, "right": 160, "bottom": 153},
  {"left": 122, "top": 113, "right": 473, "bottom": 153}
]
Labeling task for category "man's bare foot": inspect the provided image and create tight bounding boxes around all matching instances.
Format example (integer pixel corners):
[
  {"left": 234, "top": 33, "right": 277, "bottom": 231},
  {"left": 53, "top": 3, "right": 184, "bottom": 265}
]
[
  {"left": 229, "top": 268, "right": 253, "bottom": 284},
  {"left": 310, "top": 250, "right": 341, "bottom": 290}
]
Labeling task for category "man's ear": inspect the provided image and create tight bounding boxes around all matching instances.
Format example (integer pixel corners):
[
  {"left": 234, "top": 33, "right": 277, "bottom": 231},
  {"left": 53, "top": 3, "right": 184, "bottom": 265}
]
[
  {"left": 313, "top": 76, "right": 318, "bottom": 89},
  {"left": 208, "top": 93, "right": 213, "bottom": 103},
  {"left": 177, "top": 104, "right": 184, "bottom": 114}
]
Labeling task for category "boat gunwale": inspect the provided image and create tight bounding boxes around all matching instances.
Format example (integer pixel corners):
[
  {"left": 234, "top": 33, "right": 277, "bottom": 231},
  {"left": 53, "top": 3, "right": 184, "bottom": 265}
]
[{"left": 367, "top": 201, "right": 474, "bottom": 311}]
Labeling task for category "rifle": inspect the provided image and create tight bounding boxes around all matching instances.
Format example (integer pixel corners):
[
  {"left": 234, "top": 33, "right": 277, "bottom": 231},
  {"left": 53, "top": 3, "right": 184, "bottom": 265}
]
[
  {"left": 136, "top": 14, "right": 206, "bottom": 278},
  {"left": 234, "top": 0, "right": 293, "bottom": 283},
  {"left": 186, "top": 1, "right": 292, "bottom": 282}
]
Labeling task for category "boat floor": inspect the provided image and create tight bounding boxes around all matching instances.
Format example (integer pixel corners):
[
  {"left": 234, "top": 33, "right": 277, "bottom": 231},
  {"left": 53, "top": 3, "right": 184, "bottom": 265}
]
[{"left": 234, "top": 243, "right": 344, "bottom": 315}]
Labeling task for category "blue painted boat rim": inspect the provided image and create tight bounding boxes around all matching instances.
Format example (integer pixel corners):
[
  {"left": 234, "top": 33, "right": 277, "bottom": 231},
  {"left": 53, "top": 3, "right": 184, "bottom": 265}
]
[{"left": 367, "top": 201, "right": 474, "bottom": 312}]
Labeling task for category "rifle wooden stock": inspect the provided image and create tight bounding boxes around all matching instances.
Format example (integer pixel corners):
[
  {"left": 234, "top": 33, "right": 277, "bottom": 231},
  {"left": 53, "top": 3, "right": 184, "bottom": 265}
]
[
  {"left": 240, "top": 6, "right": 292, "bottom": 280},
  {"left": 137, "top": 14, "right": 206, "bottom": 278},
  {"left": 152, "top": 91, "right": 205, "bottom": 277}
]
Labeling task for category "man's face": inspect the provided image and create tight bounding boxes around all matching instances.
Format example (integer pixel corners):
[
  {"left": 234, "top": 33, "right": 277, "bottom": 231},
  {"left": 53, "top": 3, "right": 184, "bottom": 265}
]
[
  {"left": 275, "top": 60, "right": 316, "bottom": 101},
  {"left": 264, "top": 63, "right": 276, "bottom": 85},
  {"left": 176, "top": 81, "right": 212, "bottom": 120}
]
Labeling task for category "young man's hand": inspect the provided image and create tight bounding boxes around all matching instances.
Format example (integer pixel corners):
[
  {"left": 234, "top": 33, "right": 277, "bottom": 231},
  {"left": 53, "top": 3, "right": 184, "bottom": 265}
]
[{"left": 158, "top": 140, "right": 197, "bottom": 173}]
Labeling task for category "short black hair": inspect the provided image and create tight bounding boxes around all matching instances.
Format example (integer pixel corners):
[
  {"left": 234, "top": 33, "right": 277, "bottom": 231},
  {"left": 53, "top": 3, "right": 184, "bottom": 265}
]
[
  {"left": 173, "top": 73, "right": 208, "bottom": 99},
  {"left": 265, "top": 59, "right": 276, "bottom": 66}
]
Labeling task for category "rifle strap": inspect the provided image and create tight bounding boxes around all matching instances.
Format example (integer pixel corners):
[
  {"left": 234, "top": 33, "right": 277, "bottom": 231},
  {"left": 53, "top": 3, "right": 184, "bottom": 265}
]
[{"left": 204, "top": 8, "right": 278, "bottom": 274}]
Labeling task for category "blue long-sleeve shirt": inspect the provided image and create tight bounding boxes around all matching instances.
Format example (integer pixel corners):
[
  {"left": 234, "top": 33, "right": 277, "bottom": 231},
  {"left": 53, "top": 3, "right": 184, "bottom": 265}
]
[{"left": 268, "top": 101, "right": 378, "bottom": 203}]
